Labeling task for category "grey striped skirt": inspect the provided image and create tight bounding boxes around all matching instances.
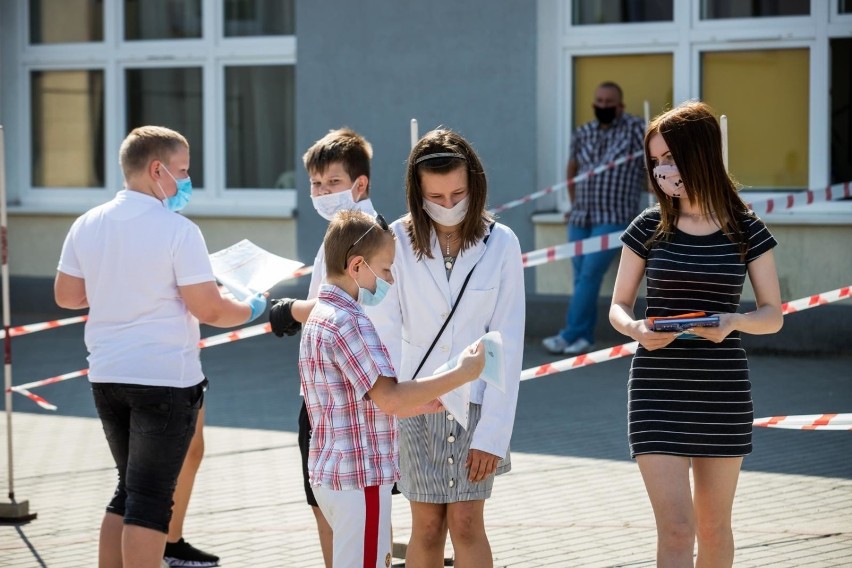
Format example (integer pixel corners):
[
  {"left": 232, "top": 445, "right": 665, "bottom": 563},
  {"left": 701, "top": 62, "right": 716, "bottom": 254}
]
[{"left": 398, "top": 403, "right": 511, "bottom": 503}]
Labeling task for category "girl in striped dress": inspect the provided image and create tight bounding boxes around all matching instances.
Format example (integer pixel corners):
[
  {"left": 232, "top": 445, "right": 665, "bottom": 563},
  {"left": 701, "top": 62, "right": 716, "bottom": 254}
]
[{"left": 609, "top": 101, "right": 783, "bottom": 567}]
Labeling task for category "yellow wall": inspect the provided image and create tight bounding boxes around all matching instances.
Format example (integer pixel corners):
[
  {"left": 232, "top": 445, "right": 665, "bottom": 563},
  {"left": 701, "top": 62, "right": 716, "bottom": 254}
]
[
  {"left": 8, "top": 215, "right": 298, "bottom": 279},
  {"left": 574, "top": 53, "right": 673, "bottom": 126},
  {"left": 533, "top": 220, "right": 852, "bottom": 303},
  {"left": 702, "top": 49, "right": 809, "bottom": 189}
]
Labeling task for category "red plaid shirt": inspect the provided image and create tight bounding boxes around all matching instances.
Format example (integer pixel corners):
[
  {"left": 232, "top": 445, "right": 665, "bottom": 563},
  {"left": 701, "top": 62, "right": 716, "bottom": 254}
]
[{"left": 299, "top": 285, "right": 399, "bottom": 490}]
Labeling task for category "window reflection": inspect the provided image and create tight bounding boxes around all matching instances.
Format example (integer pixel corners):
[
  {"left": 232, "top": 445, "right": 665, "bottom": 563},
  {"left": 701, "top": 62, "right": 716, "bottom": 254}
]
[
  {"left": 126, "top": 68, "right": 204, "bottom": 187},
  {"left": 224, "top": 0, "right": 295, "bottom": 36},
  {"left": 702, "top": 49, "right": 808, "bottom": 189},
  {"left": 125, "top": 0, "right": 201, "bottom": 40},
  {"left": 573, "top": 0, "right": 673, "bottom": 25},
  {"left": 830, "top": 39, "right": 851, "bottom": 184},
  {"left": 225, "top": 65, "right": 295, "bottom": 189},
  {"left": 31, "top": 70, "right": 104, "bottom": 188},
  {"left": 701, "top": 0, "right": 809, "bottom": 19},
  {"left": 30, "top": 0, "right": 103, "bottom": 43}
]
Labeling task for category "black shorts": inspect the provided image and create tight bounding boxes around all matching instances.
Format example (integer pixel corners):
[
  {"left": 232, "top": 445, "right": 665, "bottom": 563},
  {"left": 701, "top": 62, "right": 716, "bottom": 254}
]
[{"left": 299, "top": 399, "right": 400, "bottom": 508}]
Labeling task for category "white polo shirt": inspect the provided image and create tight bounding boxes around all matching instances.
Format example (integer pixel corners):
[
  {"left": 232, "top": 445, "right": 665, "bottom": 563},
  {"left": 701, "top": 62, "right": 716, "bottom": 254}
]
[{"left": 57, "top": 189, "right": 215, "bottom": 387}]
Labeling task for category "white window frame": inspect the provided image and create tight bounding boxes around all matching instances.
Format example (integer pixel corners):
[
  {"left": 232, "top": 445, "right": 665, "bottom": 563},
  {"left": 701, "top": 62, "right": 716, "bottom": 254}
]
[
  {"left": 535, "top": 0, "right": 852, "bottom": 225},
  {"left": 8, "top": 0, "right": 297, "bottom": 218}
]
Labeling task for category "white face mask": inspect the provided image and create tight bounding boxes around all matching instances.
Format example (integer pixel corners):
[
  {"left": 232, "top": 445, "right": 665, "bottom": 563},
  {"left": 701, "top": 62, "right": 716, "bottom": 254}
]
[
  {"left": 653, "top": 164, "right": 685, "bottom": 198},
  {"left": 311, "top": 180, "right": 358, "bottom": 221},
  {"left": 422, "top": 195, "right": 469, "bottom": 227}
]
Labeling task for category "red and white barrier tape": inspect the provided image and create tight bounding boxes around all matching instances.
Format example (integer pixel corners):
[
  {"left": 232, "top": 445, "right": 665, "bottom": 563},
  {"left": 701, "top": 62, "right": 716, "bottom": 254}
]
[
  {"left": 520, "top": 181, "right": 852, "bottom": 269},
  {"left": 747, "top": 182, "right": 851, "bottom": 217},
  {"left": 522, "top": 230, "right": 623, "bottom": 268},
  {"left": 520, "top": 285, "right": 851, "bottom": 381},
  {"left": 0, "top": 315, "right": 88, "bottom": 339},
  {"left": 489, "top": 150, "right": 645, "bottom": 215},
  {"left": 753, "top": 413, "right": 851, "bottom": 431}
]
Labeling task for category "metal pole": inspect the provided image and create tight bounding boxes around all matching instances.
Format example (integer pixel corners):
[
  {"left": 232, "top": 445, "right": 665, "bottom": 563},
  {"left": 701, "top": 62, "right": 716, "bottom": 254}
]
[
  {"left": 410, "top": 118, "right": 418, "bottom": 150},
  {"left": 720, "top": 115, "right": 729, "bottom": 172},
  {"left": 0, "top": 125, "right": 35, "bottom": 522}
]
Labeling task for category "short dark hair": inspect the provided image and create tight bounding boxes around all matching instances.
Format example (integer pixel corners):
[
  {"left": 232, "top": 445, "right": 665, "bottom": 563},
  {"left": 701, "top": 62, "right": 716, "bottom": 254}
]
[
  {"left": 597, "top": 81, "right": 623, "bottom": 102},
  {"left": 404, "top": 129, "right": 493, "bottom": 260},
  {"left": 302, "top": 128, "right": 373, "bottom": 192},
  {"left": 324, "top": 210, "right": 393, "bottom": 278},
  {"left": 119, "top": 126, "right": 188, "bottom": 179}
]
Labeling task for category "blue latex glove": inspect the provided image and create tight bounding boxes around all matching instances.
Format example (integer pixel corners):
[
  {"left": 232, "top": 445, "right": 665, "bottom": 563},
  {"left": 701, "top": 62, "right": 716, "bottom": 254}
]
[{"left": 245, "top": 292, "right": 268, "bottom": 323}]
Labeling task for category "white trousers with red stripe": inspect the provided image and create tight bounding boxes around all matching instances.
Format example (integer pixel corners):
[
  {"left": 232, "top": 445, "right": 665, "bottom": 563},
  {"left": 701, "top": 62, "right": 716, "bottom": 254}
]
[{"left": 313, "top": 483, "right": 393, "bottom": 568}]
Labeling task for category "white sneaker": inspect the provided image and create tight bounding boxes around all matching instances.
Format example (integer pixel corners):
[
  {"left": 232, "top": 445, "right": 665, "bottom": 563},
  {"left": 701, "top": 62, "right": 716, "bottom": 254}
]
[
  {"left": 542, "top": 334, "right": 569, "bottom": 354},
  {"left": 563, "top": 338, "right": 593, "bottom": 355}
]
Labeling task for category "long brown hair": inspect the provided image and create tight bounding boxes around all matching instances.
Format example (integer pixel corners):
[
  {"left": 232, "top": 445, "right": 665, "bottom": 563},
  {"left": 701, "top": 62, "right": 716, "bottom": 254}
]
[
  {"left": 404, "top": 129, "right": 493, "bottom": 260},
  {"left": 644, "top": 101, "right": 751, "bottom": 257}
]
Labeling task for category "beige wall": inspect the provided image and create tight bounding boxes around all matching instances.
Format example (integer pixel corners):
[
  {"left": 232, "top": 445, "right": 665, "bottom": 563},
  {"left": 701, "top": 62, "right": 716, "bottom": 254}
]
[
  {"left": 534, "top": 219, "right": 852, "bottom": 303},
  {"left": 9, "top": 214, "right": 297, "bottom": 278}
]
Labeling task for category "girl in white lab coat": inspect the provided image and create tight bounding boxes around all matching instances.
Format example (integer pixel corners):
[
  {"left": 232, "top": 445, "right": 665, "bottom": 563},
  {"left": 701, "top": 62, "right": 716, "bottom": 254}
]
[{"left": 371, "top": 129, "right": 525, "bottom": 567}]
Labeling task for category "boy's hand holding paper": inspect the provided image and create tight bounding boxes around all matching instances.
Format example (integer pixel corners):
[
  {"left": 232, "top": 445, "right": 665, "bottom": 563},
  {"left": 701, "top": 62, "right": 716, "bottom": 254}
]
[{"left": 433, "top": 331, "right": 506, "bottom": 429}]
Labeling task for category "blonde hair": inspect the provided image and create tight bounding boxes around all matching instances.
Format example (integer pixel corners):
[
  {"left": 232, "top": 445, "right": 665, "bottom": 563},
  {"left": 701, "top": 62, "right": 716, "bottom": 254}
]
[
  {"left": 324, "top": 210, "right": 393, "bottom": 278},
  {"left": 119, "top": 126, "right": 188, "bottom": 179}
]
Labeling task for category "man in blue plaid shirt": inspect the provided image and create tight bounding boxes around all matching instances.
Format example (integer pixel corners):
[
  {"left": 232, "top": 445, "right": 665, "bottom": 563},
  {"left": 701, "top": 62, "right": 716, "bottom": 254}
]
[{"left": 543, "top": 82, "right": 646, "bottom": 355}]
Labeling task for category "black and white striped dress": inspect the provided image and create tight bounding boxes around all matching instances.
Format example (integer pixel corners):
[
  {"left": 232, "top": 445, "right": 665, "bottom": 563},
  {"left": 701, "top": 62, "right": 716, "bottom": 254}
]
[{"left": 621, "top": 208, "right": 777, "bottom": 458}]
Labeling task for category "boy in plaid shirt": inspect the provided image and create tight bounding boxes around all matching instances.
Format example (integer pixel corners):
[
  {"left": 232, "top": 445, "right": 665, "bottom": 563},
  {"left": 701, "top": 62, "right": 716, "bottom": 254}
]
[{"left": 299, "top": 210, "right": 484, "bottom": 567}]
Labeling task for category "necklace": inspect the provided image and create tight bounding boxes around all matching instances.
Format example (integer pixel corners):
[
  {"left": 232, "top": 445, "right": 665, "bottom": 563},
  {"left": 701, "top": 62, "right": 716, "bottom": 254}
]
[
  {"left": 680, "top": 210, "right": 714, "bottom": 221},
  {"left": 442, "top": 232, "right": 455, "bottom": 270}
]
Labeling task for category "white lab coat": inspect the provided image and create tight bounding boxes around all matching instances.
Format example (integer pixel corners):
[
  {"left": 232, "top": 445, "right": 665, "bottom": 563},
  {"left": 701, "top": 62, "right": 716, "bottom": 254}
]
[{"left": 371, "top": 219, "right": 525, "bottom": 459}]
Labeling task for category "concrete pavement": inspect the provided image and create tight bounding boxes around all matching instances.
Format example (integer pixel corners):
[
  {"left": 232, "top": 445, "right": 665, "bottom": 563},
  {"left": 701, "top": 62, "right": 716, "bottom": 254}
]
[{"left": 1, "top": 311, "right": 850, "bottom": 567}]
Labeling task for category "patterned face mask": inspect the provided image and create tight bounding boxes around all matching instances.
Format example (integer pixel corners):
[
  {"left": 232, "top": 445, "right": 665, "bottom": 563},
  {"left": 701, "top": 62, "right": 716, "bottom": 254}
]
[{"left": 653, "top": 164, "right": 684, "bottom": 198}]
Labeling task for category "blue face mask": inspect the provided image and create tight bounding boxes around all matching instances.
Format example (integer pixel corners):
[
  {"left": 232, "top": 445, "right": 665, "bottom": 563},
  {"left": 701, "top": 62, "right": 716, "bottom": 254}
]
[
  {"left": 354, "top": 262, "right": 391, "bottom": 307},
  {"left": 159, "top": 165, "right": 193, "bottom": 212}
]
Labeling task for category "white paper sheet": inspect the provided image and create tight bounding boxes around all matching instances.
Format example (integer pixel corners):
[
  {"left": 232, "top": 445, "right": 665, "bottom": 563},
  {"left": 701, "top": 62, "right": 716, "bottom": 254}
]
[
  {"left": 432, "top": 331, "right": 505, "bottom": 430},
  {"left": 208, "top": 239, "right": 303, "bottom": 298}
]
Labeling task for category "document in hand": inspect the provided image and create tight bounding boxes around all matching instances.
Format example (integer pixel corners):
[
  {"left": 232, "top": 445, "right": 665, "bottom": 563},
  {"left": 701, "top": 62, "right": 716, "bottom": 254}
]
[
  {"left": 209, "top": 240, "right": 304, "bottom": 298},
  {"left": 432, "top": 331, "right": 506, "bottom": 430}
]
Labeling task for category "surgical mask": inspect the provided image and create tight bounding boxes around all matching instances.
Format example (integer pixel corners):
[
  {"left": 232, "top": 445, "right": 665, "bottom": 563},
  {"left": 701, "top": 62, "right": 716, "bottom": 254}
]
[
  {"left": 353, "top": 261, "right": 391, "bottom": 307},
  {"left": 311, "top": 180, "right": 358, "bottom": 221},
  {"left": 653, "top": 164, "right": 685, "bottom": 198},
  {"left": 594, "top": 105, "right": 617, "bottom": 125},
  {"left": 422, "top": 195, "right": 469, "bottom": 227},
  {"left": 158, "top": 165, "right": 193, "bottom": 212}
]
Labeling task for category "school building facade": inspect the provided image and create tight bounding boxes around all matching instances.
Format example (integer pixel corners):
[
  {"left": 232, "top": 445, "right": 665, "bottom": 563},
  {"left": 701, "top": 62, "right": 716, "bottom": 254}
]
[{"left": 0, "top": 1, "right": 850, "bottom": 348}]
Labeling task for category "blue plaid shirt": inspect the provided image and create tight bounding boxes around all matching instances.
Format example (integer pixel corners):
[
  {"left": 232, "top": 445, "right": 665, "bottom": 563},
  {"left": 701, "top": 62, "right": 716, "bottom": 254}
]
[{"left": 568, "top": 113, "right": 646, "bottom": 227}]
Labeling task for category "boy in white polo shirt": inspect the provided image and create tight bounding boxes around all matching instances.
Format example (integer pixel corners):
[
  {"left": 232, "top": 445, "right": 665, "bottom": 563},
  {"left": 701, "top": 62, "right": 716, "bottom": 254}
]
[{"left": 55, "top": 125, "right": 267, "bottom": 568}]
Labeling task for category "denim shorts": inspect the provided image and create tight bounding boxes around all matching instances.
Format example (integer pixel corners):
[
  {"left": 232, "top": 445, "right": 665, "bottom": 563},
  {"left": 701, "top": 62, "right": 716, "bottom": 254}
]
[{"left": 92, "top": 379, "right": 205, "bottom": 533}]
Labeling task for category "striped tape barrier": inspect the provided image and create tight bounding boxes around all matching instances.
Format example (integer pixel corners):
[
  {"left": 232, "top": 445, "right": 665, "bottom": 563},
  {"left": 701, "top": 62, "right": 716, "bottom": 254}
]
[
  {"left": 521, "top": 181, "right": 852, "bottom": 269},
  {"left": 0, "top": 315, "right": 88, "bottom": 339},
  {"left": 753, "top": 413, "right": 852, "bottom": 431},
  {"left": 7, "top": 182, "right": 849, "bottom": 339},
  {"left": 11, "top": 286, "right": 850, "bottom": 411},
  {"left": 489, "top": 150, "right": 645, "bottom": 215},
  {"left": 520, "top": 285, "right": 850, "bottom": 381}
]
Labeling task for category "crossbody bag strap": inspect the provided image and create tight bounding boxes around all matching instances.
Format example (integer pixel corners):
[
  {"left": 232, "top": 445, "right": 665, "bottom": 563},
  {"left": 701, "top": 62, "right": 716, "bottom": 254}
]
[{"left": 410, "top": 222, "right": 496, "bottom": 380}]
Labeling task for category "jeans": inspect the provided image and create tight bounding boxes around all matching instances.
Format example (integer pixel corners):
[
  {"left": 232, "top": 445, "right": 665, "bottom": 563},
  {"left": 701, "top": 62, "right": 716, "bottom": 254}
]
[
  {"left": 92, "top": 380, "right": 204, "bottom": 533},
  {"left": 560, "top": 223, "right": 627, "bottom": 344}
]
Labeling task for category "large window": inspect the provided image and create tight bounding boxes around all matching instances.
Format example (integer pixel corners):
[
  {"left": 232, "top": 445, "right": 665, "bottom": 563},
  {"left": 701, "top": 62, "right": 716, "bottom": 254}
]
[
  {"left": 124, "top": 0, "right": 202, "bottom": 40},
  {"left": 701, "top": 49, "right": 809, "bottom": 189},
  {"left": 700, "top": 0, "right": 809, "bottom": 19},
  {"left": 31, "top": 70, "right": 105, "bottom": 188},
  {"left": 17, "top": 0, "right": 297, "bottom": 214},
  {"left": 29, "top": 0, "right": 103, "bottom": 43},
  {"left": 225, "top": 65, "right": 296, "bottom": 189},
  {"left": 126, "top": 68, "right": 205, "bottom": 187},
  {"left": 831, "top": 39, "right": 852, "bottom": 185},
  {"left": 573, "top": 54, "right": 673, "bottom": 128},
  {"left": 572, "top": 0, "right": 672, "bottom": 25}
]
